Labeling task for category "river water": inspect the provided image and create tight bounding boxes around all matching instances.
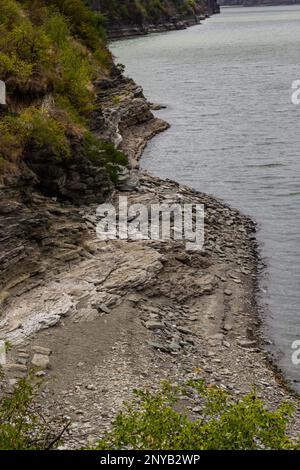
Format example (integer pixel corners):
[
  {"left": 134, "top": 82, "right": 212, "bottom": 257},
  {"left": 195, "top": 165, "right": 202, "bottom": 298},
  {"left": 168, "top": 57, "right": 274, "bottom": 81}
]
[{"left": 111, "top": 6, "right": 300, "bottom": 390}]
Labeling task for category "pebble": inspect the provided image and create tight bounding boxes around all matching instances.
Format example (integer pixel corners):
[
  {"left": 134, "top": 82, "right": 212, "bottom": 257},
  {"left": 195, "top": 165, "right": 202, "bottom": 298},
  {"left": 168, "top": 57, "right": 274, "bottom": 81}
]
[
  {"left": 224, "top": 290, "right": 233, "bottom": 296},
  {"left": 86, "top": 384, "right": 96, "bottom": 391}
]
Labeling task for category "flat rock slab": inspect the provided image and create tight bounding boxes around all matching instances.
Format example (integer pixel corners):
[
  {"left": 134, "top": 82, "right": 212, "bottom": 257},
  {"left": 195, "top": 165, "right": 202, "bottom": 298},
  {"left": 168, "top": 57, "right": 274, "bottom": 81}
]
[{"left": 31, "top": 353, "right": 50, "bottom": 369}]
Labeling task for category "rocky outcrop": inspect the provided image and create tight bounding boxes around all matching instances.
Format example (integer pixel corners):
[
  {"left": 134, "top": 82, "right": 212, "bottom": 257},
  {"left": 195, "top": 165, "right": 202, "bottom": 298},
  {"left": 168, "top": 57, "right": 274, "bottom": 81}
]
[
  {"left": 93, "top": 73, "right": 169, "bottom": 166},
  {"left": 91, "top": 1, "right": 220, "bottom": 39},
  {"left": 0, "top": 71, "right": 168, "bottom": 319},
  {"left": 103, "top": 17, "right": 203, "bottom": 40},
  {"left": 2, "top": 172, "right": 300, "bottom": 448}
]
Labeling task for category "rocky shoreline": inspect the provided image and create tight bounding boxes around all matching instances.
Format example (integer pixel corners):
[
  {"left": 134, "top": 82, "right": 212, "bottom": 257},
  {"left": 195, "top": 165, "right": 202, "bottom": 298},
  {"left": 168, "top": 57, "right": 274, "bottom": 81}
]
[
  {"left": 91, "top": 0, "right": 220, "bottom": 40},
  {"left": 107, "top": 16, "right": 205, "bottom": 40},
  {"left": 1, "top": 71, "right": 300, "bottom": 448}
]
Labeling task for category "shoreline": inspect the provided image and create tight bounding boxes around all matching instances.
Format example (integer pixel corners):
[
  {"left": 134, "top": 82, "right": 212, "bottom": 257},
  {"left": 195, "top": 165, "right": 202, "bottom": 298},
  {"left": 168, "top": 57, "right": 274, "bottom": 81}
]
[
  {"left": 1, "top": 69, "right": 300, "bottom": 447},
  {"left": 106, "top": 15, "right": 209, "bottom": 40}
]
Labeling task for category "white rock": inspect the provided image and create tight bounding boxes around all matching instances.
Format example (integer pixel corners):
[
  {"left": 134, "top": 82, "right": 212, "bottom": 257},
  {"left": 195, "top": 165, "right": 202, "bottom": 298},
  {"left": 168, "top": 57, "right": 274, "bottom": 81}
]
[{"left": 31, "top": 353, "right": 50, "bottom": 369}]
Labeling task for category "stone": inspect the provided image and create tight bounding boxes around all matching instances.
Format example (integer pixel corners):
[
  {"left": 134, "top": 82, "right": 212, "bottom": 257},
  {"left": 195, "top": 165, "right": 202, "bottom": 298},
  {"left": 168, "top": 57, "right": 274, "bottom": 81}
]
[
  {"left": 32, "top": 346, "right": 52, "bottom": 356},
  {"left": 192, "top": 407, "right": 202, "bottom": 414},
  {"left": 86, "top": 384, "right": 96, "bottom": 391},
  {"left": 127, "top": 294, "right": 140, "bottom": 303},
  {"left": 147, "top": 341, "right": 170, "bottom": 353},
  {"left": 18, "top": 352, "right": 30, "bottom": 358},
  {"left": 209, "top": 333, "right": 224, "bottom": 341},
  {"left": 3, "top": 363, "right": 27, "bottom": 376},
  {"left": 8, "top": 378, "right": 18, "bottom": 388},
  {"left": 177, "top": 326, "right": 193, "bottom": 335},
  {"left": 16, "top": 357, "right": 28, "bottom": 365},
  {"left": 35, "top": 371, "right": 46, "bottom": 377},
  {"left": 31, "top": 353, "right": 50, "bottom": 369},
  {"left": 145, "top": 321, "right": 164, "bottom": 330},
  {"left": 97, "top": 304, "right": 111, "bottom": 314},
  {"left": 237, "top": 339, "right": 256, "bottom": 348},
  {"left": 169, "top": 341, "right": 181, "bottom": 352}
]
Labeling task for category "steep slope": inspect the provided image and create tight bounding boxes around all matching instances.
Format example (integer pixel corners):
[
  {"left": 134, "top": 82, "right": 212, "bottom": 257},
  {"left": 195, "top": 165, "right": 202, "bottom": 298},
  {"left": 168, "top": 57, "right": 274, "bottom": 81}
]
[
  {"left": 0, "top": 0, "right": 128, "bottom": 198},
  {"left": 91, "top": 0, "right": 220, "bottom": 38},
  {"left": 0, "top": 0, "right": 167, "bottom": 310}
]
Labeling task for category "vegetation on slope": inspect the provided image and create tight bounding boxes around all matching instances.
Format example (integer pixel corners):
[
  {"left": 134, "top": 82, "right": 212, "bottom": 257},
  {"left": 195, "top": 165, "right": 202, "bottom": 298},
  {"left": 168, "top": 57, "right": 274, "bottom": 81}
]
[
  {"left": 0, "top": 0, "right": 127, "bottom": 185},
  {"left": 94, "top": 0, "right": 207, "bottom": 26}
]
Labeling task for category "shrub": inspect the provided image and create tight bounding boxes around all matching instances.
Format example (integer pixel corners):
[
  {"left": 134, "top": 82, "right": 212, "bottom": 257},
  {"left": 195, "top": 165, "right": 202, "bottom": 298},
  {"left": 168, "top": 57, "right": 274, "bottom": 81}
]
[
  {"left": 0, "top": 378, "right": 67, "bottom": 450},
  {"left": 84, "top": 132, "right": 128, "bottom": 183},
  {"left": 22, "top": 108, "right": 72, "bottom": 159},
  {"left": 0, "top": 0, "right": 118, "bottom": 186},
  {"left": 0, "top": 156, "right": 7, "bottom": 174},
  {"left": 94, "top": 380, "right": 300, "bottom": 450},
  {"left": 0, "top": 109, "right": 71, "bottom": 161}
]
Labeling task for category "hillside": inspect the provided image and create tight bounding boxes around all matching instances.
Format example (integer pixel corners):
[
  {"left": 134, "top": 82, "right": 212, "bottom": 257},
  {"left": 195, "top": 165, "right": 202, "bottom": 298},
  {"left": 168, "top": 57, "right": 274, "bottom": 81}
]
[
  {"left": 0, "top": 0, "right": 171, "bottom": 298},
  {"left": 0, "top": 0, "right": 219, "bottom": 192},
  {"left": 91, "top": 0, "right": 220, "bottom": 38},
  {"left": 0, "top": 0, "right": 129, "bottom": 198}
]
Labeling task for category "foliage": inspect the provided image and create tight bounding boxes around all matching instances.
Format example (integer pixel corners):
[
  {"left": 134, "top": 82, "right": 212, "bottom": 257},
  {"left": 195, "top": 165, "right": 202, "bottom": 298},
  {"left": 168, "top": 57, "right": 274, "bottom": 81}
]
[
  {"left": 22, "top": 107, "right": 72, "bottom": 159},
  {"left": 0, "top": 0, "right": 128, "bottom": 186},
  {"left": 94, "top": 380, "right": 300, "bottom": 450},
  {"left": 98, "top": 0, "right": 206, "bottom": 26},
  {"left": 84, "top": 132, "right": 128, "bottom": 183},
  {"left": 0, "top": 378, "right": 66, "bottom": 450}
]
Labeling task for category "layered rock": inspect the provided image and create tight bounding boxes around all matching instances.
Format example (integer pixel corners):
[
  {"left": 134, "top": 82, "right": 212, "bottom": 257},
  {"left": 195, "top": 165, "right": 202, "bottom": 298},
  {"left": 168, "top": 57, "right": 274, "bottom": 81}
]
[
  {"left": 0, "top": 72, "right": 167, "bottom": 321},
  {"left": 91, "top": 0, "right": 220, "bottom": 39}
]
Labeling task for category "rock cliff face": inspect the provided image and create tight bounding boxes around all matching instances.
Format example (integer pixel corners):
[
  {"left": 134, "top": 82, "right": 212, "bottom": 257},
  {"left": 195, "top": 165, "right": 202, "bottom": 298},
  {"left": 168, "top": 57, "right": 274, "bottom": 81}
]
[
  {"left": 90, "top": 0, "right": 220, "bottom": 39},
  {"left": 0, "top": 71, "right": 168, "bottom": 318}
]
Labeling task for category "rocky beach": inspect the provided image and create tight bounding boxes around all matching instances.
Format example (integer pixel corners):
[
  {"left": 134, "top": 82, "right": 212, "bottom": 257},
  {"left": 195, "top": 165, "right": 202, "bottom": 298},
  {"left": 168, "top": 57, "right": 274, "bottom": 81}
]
[{"left": 1, "top": 68, "right": 300, "bottom": 448}]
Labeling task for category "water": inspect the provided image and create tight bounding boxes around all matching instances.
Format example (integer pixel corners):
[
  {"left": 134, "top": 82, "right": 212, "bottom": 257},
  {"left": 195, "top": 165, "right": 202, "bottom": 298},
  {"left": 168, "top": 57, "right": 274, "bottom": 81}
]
[{"left": 111, "top": 6, "right": 300, "bottom": 389}]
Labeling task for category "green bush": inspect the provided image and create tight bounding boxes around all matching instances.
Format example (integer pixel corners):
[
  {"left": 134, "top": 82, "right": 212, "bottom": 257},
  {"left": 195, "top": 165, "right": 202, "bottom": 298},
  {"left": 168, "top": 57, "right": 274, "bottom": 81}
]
[
  {"left": 23, "top": 108, "right": 72, "bottom": 159},
  {"left": 0, "top": 378, "right": 66, "bottom": 450},
  {"left": 94, "top": 380, "right": 300, "bottom": 450},
  {"left": 0, "top": 109, "right": 71, "bottom": 161},
  {"left": 84, "top": 132, "right": 128, "bottom": 183},
  {"left": 0, "top": 0, "right": 121, "bottom": 186}
]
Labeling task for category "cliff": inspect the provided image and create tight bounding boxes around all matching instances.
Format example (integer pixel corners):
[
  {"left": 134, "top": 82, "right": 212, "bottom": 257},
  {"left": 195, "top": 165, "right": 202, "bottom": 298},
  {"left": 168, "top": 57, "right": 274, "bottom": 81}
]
[
  {"left": 91, "top": 0, "right": 220, "bottom": 38},
  {"left": 0, "top": 0, "right": 169, "bottom": 310}
]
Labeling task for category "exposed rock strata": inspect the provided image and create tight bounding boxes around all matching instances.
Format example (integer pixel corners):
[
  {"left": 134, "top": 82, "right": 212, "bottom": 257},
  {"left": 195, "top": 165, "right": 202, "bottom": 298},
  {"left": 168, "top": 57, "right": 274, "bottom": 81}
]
[
  {"left": 0, "top": 74, "right": 167, "bottom": 319},
  {"left": 1, "top": 54, "right": 299, "bottom": 449},
  {"left": 2, "top": 173, "right": 300, "bottom": 448},
  {"left": 90, "top": 1, "right": 220, "bottom": 39}
]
